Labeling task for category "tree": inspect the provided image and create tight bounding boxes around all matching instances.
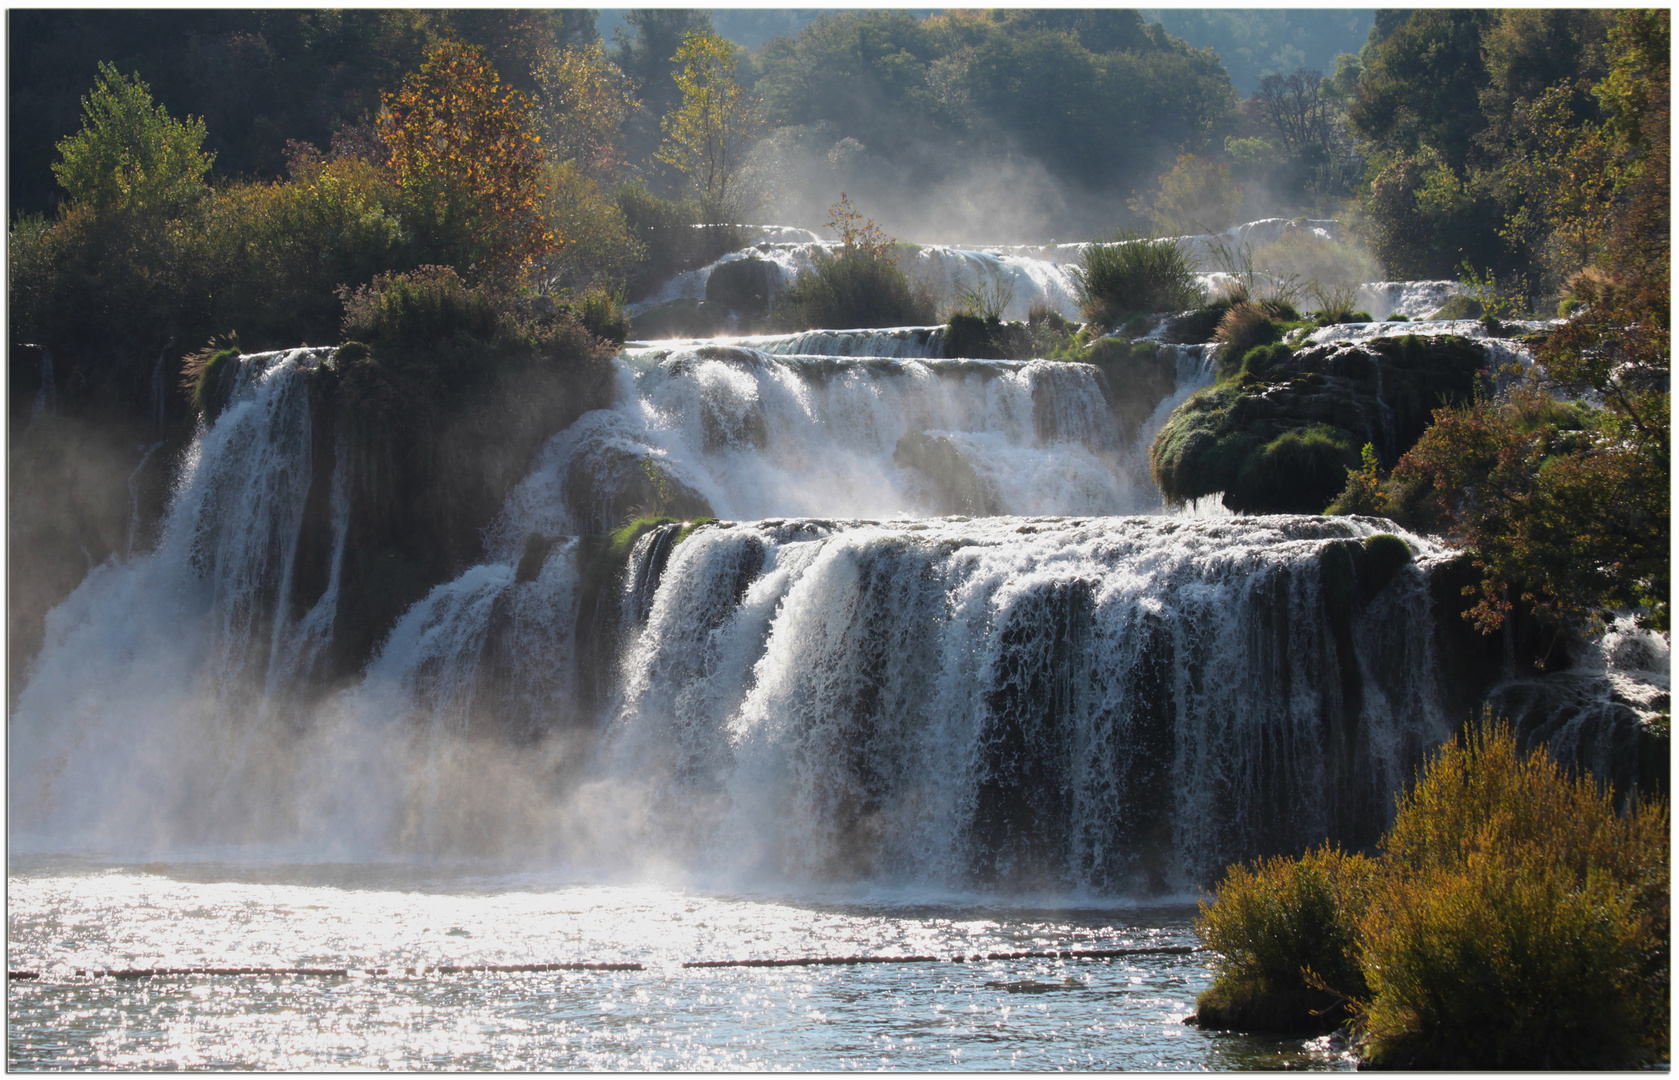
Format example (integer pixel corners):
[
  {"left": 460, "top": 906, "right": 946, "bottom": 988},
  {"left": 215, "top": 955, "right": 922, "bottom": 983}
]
[
  {"left": 1131, "top": 153, "right": 1244, "bottom": 234},
  {"left": 532, "top": 40, "right": 639, "bottom": 184},
  {"left": 1254, "top": 68, "right": 1332, "bottom": 166},
  {"left": 655, "top": 29, "right": 761, "bottom": 221},
  {"left": 379, "top": 37, "right": 550, "bottom": 274},
  {"left": 52, "top": 61, "right": 214, "bottom": 214}
]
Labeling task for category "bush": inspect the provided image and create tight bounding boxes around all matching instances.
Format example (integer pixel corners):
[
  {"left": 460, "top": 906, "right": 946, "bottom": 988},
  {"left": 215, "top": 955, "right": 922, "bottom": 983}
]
[
  {"left": 540, "top": 160, "right": 645, "bottom": 293},
  {"left": 1357, "top": 723, "right": 1669, "bottom": 1069},
  {"left": 1073, "top": 228, "right": 1204, "bottom": 329},
  {"left": 944, "top": 312, "right": 1032, "bottom": 360},
  {"left": 1251, "top": 230, "right": 1383, "bottom": 295},
  {"left": 1429, "top": 294, "right": 1483, "bottom": 321},
  {"left": 1195, "top": 844, "right": 1379, "bottom": 1033},
  {"left": 340, "top": 265, "right": 501, "bottom": 357},
  {"left": 616, "top": 182, "right": 747, "bottom": 300},
  {"left": 774, "top": 248, "right": 937, "bottom": 330}
]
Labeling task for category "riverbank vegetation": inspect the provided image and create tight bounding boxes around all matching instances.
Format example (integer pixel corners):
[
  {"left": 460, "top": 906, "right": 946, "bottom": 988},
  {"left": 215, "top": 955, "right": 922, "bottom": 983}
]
[{"left": 1195, "top": 721, "right": 1669, "bottom": 1069}]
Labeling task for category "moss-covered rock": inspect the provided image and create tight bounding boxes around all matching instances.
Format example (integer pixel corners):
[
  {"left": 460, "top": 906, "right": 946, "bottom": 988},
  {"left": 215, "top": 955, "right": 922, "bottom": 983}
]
[
  {"left": 1150, "top": 333, "right": 1486, "bottom": 513},
  {"left": 894, "top": 430, "right": 997, "bottom": 514},
  {"left": 704, "top": 255, "right": 774, "bottom": 320},
  {"left": 1070, "top": 336, "right": 1178, "bottom": 444},
  {"left": 1428, "top": 294, "right": 1483, "bottom": 321},
  {"left": 1361, "top": 533, "right": 1413, "bottom": 601}
]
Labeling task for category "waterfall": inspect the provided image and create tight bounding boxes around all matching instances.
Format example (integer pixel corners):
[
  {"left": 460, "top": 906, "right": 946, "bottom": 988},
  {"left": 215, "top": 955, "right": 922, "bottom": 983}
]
[
  {"left": 601, "top": 515, "right": 1450, "bottom": 892},
  {"left": 9, "top": 348, "right": 344, "bottom": 849},
  {"left": 14, "top": 223, "right": 1651, "bottom": 890}
]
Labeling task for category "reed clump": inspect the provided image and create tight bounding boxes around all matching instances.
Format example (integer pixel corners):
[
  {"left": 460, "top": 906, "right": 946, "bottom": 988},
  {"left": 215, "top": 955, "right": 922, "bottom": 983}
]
[
  {"left": 775, "top": 248, "right": 937, "bottom": 331},
  {"left": 1194, "top": 720, "right": 1670, "bottom": 1069},
  {"left": 1073, "top": 228, "right": 1204, "bottom": 330}
]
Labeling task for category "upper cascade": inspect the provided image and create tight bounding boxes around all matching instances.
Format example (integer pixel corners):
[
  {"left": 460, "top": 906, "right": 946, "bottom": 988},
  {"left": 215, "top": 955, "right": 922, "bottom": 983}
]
[{"left": 490, "top": 343, "right": 1215, "bottom": 540}]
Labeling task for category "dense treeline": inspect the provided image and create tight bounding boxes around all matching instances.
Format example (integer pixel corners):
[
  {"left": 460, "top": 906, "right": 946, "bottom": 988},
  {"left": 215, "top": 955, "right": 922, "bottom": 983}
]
[{"left": 748, "top": 9, "right": 1235, "bottom": 199}]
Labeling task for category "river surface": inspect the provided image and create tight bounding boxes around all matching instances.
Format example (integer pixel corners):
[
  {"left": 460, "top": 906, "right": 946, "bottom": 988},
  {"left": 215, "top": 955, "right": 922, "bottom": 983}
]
[{"left": 8, "top": 856, "right": 1356, "bottom": 1070}]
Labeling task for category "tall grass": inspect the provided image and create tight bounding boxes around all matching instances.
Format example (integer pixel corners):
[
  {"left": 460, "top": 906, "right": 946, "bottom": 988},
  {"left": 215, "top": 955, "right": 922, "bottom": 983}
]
[
  {"left": 1073, "top": 228, "right": 1203, "bottom": 329},
  {"left": 774, "top": 248, "right": 937, "bottom": 330}
]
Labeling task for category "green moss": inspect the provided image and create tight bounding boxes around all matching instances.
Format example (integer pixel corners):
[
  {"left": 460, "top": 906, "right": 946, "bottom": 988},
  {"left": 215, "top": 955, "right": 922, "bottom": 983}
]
[
  {"left": 190, "top": 347, "right": 241, "bottom": 421},
  {"left": 1361, "top": 533, "right": 1413, "bottom": 598},
  {"left": 1151, "top": 333, "right": 1485, "bottom": 514},
  {"left": 1238, "top": 341, "right": 1294, "bottom": 378},
  {"left": 676, "top": 516, "right": 718, "bottom": 544},
  {"left": 1234, "top": 424, "right": 1360, "bottom": 514},
  {"left": 1384, "top": 313, "right": 1410, "bottom": 322}
]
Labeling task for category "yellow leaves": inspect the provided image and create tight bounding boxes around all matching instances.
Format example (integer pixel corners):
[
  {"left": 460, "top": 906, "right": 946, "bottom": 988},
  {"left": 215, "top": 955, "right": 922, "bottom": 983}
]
[
  {"left": 655, "top": 30, "right": 761, "bottom": 216},
  {"left": 379, "top": 37, "right": 551, "bottom": 273}
]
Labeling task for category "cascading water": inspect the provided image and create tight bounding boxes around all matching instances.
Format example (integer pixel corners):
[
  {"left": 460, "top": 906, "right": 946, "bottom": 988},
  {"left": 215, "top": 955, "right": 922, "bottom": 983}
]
[
  {"left": 10, "top": 348, "right": 343, "bottom": 849},
  {"left": 601, "top": 515, "right": 1450, "bottom": 893},
  {"left": 12, "top": 225, "right": 1631, "bottom": 897},
  {"left": 492, "top": 344, "right": 1193, "bottom": 539}
]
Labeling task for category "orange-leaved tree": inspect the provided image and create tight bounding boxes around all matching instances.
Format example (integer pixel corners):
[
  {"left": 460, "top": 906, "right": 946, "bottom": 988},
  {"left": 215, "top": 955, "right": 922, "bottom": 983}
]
[{"left": 380, "top": 37, "right": 552, "bottom": 276}]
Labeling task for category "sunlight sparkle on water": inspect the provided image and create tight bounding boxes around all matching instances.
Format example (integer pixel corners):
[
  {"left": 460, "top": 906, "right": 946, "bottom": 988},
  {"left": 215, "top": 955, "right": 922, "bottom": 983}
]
[{"left": 8, "top": 858, "right": 1358, "bottom": 1070}]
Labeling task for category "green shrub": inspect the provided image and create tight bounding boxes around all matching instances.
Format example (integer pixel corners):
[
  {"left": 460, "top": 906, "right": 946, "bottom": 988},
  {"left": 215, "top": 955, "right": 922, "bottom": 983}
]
[
  {"left": 1557, "top": 297, "right": 1583, "bottom": 318},
  {"left": 1326, "top": 443, "right": 1388, "bottom": 517},
  {"left": 576, "top": 287, "right": 630, "bottom": 344},
  {"left": 945, "top": 312, "right": 1032, "bottom": 359},
  {"left": 1195, "top": 845, "right": 1379, "bottom": 1032},
  {"left": 1251, "top": 230, "right": 1383, "bottom": 295},
  {"left": 1073, "top": 228, "right": 1204, "bottom": 329},
  {"left": 340, "top": 264, "right": 500, "bottom": 354},
  {"left": 616, "top": 182, "right": 747, "bottom": 301},
  {"left": 1195, "top": 720, "right": 1670, "bottom": 1068},
  {"left": 1357, "top": 723, "right": 1669, "bottom": 1069},
  {"left": 774, "top": 248, "right": 937, "bottom": 330},
  {"left": 1384, "top": 313, "right": 1410, "bottom": 322}
]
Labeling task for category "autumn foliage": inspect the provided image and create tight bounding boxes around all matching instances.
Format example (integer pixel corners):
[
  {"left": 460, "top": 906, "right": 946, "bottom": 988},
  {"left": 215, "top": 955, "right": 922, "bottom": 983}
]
[{"left": 380, "top": 37, "right": 552, "bottom": 275}]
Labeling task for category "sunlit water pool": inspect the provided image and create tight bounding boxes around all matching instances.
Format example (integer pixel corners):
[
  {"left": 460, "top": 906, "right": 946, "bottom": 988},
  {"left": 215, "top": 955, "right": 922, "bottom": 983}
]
[{"left": 8, "top": 857, "right": 1356, "bottom": 1070}]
